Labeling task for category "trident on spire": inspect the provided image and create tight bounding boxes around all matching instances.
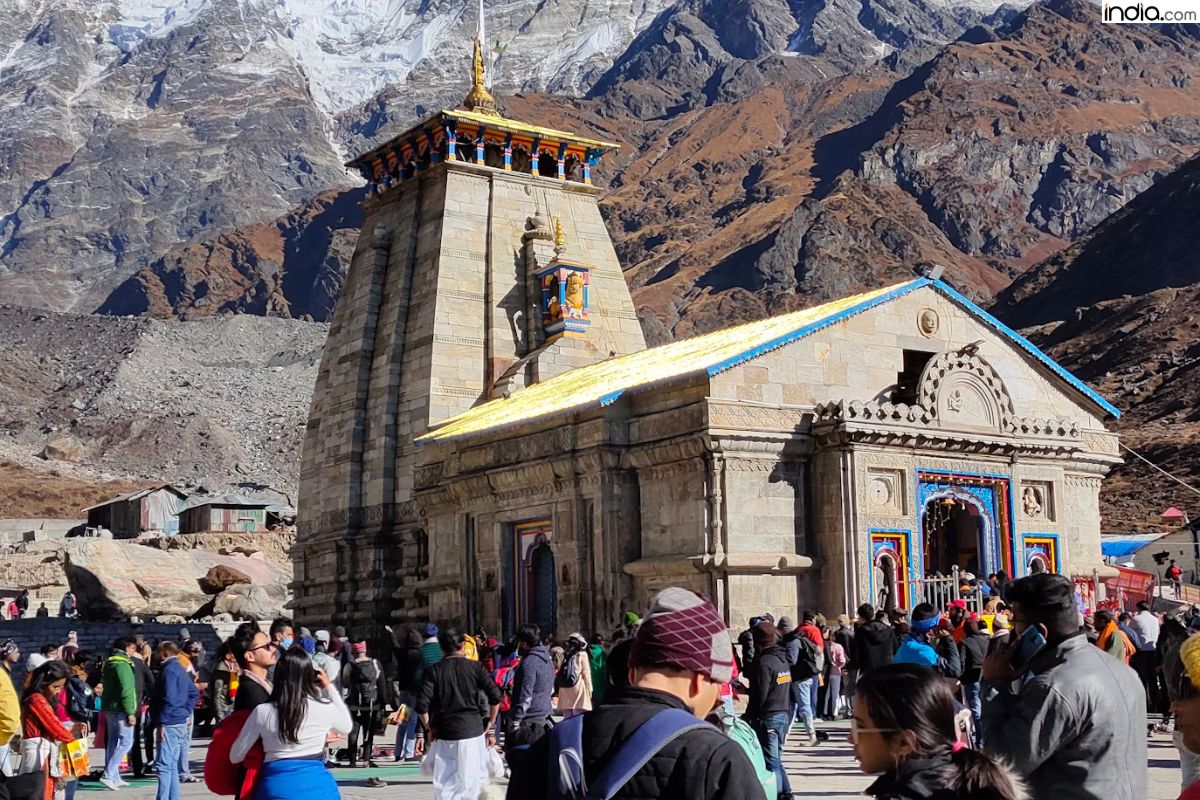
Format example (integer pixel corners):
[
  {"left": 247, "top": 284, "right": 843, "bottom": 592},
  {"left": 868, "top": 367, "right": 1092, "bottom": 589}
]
[{"left": 463, "top": 0, "right": 498, "bottom": 114}]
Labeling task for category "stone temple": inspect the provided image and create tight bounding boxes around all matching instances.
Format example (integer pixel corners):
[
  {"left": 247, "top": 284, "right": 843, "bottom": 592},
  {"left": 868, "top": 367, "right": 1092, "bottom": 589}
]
[{"left": 294, "top": 35, "right": 1122, "bottom": 636}]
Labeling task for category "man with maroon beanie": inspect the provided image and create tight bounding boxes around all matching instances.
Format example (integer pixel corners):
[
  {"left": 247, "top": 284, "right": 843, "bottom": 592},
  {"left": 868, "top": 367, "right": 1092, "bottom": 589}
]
[{"left": 507, "top": 587, "right": 766, "bottom": 800}]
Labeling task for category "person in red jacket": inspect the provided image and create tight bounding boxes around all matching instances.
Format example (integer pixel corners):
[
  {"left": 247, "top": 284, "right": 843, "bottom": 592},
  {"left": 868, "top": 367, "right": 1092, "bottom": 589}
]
[{"left": 21, "top": 661, "right": 86, "bottom": 800}]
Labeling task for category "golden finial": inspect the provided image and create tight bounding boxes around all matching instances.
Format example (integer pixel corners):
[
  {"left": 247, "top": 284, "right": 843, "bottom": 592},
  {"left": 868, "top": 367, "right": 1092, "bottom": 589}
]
[
  {"left": 554, "top": 216, "right": 566, "bottom": 254},
  {"left": 462, "top": 4, "right": 498, "bottom": 116}
]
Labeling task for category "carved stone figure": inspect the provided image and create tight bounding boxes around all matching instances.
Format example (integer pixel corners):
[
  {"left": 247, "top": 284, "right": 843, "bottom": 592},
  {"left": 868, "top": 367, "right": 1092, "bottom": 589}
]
[{"left": 1023, "top": 486, "right": 1043, "bottom": 518}]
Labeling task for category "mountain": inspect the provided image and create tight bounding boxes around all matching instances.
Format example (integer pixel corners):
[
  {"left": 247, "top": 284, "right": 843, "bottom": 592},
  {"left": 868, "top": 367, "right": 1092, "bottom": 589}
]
[
  {"left": 0, "top": 303, "right": 326, "bottom": 501},
  {"left": 993, "top": 151, "right": 1200, "bottom": 529},
  {"left": 0, "top": 0, "right": 679, "bottom": 313}
]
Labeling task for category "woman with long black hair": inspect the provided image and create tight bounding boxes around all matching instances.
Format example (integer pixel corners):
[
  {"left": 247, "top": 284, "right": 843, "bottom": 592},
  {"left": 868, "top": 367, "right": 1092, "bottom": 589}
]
[
  {"left": 18, "top": 661, "right": 86, "bottom": 800},
  {"left": 852, "top": 663, "right": 1026, "bottom": 800},
  {"left": 229, "top": 648, "right": 351, "bottom": 800}
]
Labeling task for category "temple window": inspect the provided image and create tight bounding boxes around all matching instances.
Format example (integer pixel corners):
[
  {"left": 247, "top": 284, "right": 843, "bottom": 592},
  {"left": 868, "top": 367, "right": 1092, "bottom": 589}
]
[
  {"left": 484, "top": 141, "right": 506, "bottom": 170},
  {"left": 538, "top": 152, "right": 557, "bottom": 177},
  {"left": 564, "top": 155, "right": 583, "bottom": 182},
  {"left": 511, "top": 146, "right": 532, "bottom": 174},
  {"left": 894, "top": 348, "right": 936, "bottom": 405}
]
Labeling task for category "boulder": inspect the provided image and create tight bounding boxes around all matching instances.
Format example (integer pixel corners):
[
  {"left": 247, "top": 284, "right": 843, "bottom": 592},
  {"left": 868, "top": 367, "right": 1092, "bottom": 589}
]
[
  {"left": 212, "top": 584, "right": 287, "bottom": 621},
  {"left": 199, "top": 564, "right": 252, "bottom": 594},
  {"left": 63, "top": 538, "right": 288, "bottom": 620},
  {"left": 40, "top": 436, "right": 85, "bottom": 462}
]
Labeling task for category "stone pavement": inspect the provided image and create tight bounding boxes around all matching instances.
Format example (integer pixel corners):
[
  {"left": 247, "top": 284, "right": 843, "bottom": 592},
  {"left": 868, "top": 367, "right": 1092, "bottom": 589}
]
[{"left": 74, "top": 721, "right": 1184, "bottom": 800}]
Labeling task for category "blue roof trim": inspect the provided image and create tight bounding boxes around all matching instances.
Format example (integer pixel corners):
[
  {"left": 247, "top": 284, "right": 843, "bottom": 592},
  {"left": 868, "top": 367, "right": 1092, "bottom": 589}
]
[
  {"left": 706, "top": 278, "right": 932, "bottom": 377},
  {"left": 929, "top": 280, "right": 1121, "bottom": 419},
  {"left": 1101, "top": 539, "right": 1158, "bottom": 557},
  {"left": 599, "top": 390, "right": 625, "bottom": 406}
]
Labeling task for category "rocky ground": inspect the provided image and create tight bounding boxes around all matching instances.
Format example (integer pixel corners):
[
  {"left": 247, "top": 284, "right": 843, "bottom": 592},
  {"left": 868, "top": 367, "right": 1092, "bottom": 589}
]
[{"left": 0, "top": 306, "right": 326, "bottom": 510}]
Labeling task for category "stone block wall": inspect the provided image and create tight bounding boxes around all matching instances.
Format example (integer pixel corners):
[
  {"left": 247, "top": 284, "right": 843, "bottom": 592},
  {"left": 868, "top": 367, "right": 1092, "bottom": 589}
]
[{"left": 0, "top": 619, "right": 235, "bottom": 685}]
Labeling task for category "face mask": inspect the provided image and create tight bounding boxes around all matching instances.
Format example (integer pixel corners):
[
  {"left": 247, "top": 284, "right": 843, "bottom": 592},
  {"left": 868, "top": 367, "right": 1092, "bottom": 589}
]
[{"left": 280, "top": 636, "right": 294, "bottom": 649}]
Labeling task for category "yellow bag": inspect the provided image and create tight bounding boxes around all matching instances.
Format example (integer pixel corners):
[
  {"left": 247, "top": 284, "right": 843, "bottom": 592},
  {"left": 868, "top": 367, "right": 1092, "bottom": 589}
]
[
  {"left": 463, "top": 635, "right": 479, "bottom": 661},
  {"left": 60, "top": 738, "right": 89, "bottom": 778}
]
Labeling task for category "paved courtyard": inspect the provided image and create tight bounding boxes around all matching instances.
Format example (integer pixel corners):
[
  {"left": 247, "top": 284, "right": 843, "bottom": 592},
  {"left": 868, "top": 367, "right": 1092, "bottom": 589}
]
[{"left": 73, "top": 721, "right": 1185, "bottom": 800}]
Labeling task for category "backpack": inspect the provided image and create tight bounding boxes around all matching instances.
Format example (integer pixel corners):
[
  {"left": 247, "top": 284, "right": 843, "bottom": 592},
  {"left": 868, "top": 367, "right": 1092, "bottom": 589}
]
[
  {"left": 792, "top": 636, "right": 824, "bottom": 680},
  {"left": 555, "top": 649, "right": 582, "bottom": 690},
  {"left": 713, "top": 707, "right": 776, "bottom": 798},
  {"left": 348, "top": 659, "right": 381, "bottom": 707},
  {"left": 547, "top": 708, "right": 707, "bottom": 800},
  {"left": 495, "top": 660, "right": 518, "bottom": 712},
  {"left": 204, "top": 710, "right": 263, "bottom": 798},
  {"left": 65, "top": 676, "right": 95, "bottom": 723}
]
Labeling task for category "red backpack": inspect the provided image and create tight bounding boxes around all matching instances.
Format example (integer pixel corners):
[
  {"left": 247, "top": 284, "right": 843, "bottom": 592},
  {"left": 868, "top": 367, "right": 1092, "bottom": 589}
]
[{"left": 205, "top": 710, "right": 263, "bottom": 799}]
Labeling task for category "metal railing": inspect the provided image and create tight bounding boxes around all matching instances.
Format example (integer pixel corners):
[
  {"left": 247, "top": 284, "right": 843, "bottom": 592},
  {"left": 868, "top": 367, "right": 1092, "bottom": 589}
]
[{"left": 904, "top": 566, "right": 984, "bottom": 613}]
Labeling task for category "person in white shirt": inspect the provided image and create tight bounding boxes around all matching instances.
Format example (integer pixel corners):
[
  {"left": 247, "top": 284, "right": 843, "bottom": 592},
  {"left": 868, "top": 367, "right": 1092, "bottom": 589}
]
[
  {"left": 231, "top": 649, "right": 352, "bottom": 800},
  {"left": 1128, "top": 600, "right": 1162, "bottom": 711}
]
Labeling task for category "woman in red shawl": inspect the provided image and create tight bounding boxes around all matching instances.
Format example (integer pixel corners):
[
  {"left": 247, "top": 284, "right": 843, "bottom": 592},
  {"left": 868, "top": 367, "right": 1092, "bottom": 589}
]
[{"left": 20, "top": 661, "right": 85, "bottom": 800}]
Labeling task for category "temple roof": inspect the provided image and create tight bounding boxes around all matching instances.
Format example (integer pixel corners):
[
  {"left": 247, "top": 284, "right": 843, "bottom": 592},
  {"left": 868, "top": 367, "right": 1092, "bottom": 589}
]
[{"left": 418, "top": 277, "right": 1120, "bottom": 444}]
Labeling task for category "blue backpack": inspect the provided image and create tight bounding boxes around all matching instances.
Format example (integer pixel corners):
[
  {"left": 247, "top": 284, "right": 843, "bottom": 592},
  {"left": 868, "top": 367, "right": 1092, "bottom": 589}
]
[{"left": 547, "top": 709, "right": 707, "bottom": 800}]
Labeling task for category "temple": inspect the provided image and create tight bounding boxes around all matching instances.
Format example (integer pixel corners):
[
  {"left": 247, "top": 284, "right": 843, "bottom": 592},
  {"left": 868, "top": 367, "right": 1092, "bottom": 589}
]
[{"left": 294, "top": 22, "right": 1123, "bottom": 634}]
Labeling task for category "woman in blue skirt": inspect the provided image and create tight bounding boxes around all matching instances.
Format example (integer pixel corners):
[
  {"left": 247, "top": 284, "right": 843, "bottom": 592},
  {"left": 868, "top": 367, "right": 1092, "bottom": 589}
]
[{"left": 231, "top": 648, "right": 352, "bottom": 800}]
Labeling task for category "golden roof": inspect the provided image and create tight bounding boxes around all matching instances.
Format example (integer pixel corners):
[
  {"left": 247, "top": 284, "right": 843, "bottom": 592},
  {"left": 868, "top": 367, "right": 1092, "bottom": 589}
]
[
  {"left": 444, "top": 108, "right": 620, "bottom": 150},
  {"left": 419, "top": 280, "right": 919, "bottom": 443}
]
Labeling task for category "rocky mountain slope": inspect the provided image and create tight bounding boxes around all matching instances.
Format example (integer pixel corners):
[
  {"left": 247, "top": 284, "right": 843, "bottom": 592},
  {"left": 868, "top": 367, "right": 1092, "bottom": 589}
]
[
  {"left": 75, "top": 0, "right": 1200, "bottom": 347},
  {"left": 0, "top": 306, "right": 326, "bottom": 504},
  {"left": 993, "top": 151, "right": 1200, "bottom": 530}
]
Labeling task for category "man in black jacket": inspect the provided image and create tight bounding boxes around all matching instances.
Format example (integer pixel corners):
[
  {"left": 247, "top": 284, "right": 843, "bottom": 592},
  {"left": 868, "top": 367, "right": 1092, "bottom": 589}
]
[
  {"left": 387, "top": 623, "right": 424, "bottom": 763},
  {"left": 745, "top": 621, "right": 793, "bottom": 800},
  {"left": 850, "top": 603, "right": 895, "bottom": 677},
  {"left": 507, "top": 587, "right": 765, "bottom": 800}
]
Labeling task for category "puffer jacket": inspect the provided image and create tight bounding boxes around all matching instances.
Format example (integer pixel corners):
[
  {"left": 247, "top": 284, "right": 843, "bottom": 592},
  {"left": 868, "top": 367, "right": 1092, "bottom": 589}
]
[
  {"left": 980, "top": 633, "right": 1146, "bottom": 800},
  {"left": 853, "top": 619, "right": 896, "bottom": 675},
  {"left": 510, "top": 644, "right": 555, "bottom": 724},
  {"left": 506, "top": 687, "right": 767, "bottom": 800}
]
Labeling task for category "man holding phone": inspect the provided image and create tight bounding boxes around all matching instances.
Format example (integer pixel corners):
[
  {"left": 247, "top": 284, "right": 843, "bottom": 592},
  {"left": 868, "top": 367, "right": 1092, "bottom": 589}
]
[{"left": 979, "top": 573, "right": 1145, "bottom": 799}]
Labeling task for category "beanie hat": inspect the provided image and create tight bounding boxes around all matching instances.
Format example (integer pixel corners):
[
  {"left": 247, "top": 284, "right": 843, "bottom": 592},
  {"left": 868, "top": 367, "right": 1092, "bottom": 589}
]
[
  {"left": 776, "top": 616, "right": 795, "bottom": 633},
  {"left": 630, "top": 587, "right": 734, "bottom": 684},
  {"left": 300, "top": 637, "right": 316, "bottom": 655},
  {"left": 751, "top": 621, "right": 778, "bottom": 651},
  {"left": 352, "top": 641, "right": 367, "bottom": 655},
  {"left": 315, "top": 630, "right": 330, "bottom": 643},
  {"left": 333, "top": 626, "right": 347, "bottom": 637},
  {"left": 423, "top": 623, "right": 439, "bottom": 638}
]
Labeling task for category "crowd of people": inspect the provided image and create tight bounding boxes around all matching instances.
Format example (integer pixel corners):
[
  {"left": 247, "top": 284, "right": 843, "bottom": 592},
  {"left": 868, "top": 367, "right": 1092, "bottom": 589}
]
[{"left": 0, "top": 573, "right": 1192, "bottom": 800}]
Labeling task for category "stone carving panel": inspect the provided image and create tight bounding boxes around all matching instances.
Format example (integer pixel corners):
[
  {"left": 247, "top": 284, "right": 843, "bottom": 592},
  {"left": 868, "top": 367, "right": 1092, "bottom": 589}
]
[
  {"left": 866, "top": 468, "right": 906, "bottom": 516},
  {"left": 918, "top": 350, "right": 1015, "bottom": 432},
  {"left": 1020, "top": 481, "right": 1054, "bottom": 521}
]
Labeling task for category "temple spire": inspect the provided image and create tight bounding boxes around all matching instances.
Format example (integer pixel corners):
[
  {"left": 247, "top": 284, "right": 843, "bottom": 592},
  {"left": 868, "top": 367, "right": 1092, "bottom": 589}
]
[{"left": 462, "top": 0, "right": 498, "bottom": 115}]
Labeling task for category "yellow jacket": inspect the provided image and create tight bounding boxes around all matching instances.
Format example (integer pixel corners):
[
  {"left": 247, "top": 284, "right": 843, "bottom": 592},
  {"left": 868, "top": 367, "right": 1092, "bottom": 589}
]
[{"left": 0, "top": 665, "right": 19, "bottom": 747}]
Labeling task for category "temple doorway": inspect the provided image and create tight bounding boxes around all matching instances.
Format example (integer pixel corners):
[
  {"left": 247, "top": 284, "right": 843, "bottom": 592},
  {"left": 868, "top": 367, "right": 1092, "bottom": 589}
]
[
  {"left": 922, "top": 496, "right": 983, "bottom": 576},
  {"left": 503, "top": 519, "right": 557, "bottom": 637},
  {"left": 876, "top": 553, "right": 898, "bottom": 611}
]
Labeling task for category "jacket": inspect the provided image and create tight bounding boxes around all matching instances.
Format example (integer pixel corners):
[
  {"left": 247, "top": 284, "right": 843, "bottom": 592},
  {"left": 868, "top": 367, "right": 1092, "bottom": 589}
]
[
  {"left": 557, "top": 648, "right": 594, "bottom": 713},
  {"left": 0, "top": 664, "right": 18, "bottom": 746},
  {"left": 510, "top": 644, "right": 555, "bottom": 725},
  {"left": 895, "top": 634, "right": 961, "bottom": 678},
  {"left": 506, "top": 687, "right": 767, "bottom": 800},
  {"left": 152, "top": 657, "right": 199, "bottom": 727},
  {"left": 390, "top": 626, "right": 424, "bottom": 694},
  {"left": 101, "top": 653, "right": 138, "bottom": 715},
  {"left": 959, "top": 632, "right": 990, "bottom": 684},
  {"left": 865, "top": 752, "right": 1027, "bottom": 800},
  {"left": 744, "top": 645, "right": 791, "bottom": 724},
  {"left": 980, "top": 633, "right": 1146, "bottom": 800},
  {"left": 852, "top": 620, "right": 896, "bottom": 674}
]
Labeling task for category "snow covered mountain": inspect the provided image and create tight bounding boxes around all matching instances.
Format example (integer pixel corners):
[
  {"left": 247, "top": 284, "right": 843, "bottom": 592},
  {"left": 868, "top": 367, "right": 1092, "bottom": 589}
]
[{"left": 0, "top": 0, "right": 1038, "bottom": 314}]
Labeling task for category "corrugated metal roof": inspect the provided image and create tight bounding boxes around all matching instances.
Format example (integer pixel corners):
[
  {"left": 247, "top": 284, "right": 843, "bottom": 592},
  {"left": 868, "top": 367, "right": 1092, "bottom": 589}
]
[
  {"left": 176, "top": 494, "right": 269, "bottom": 513},
  {"left": 81, "top": 484, "right": 187, "bottom": 513},
  {"left": 418, "top": 277, "right": 1120, "bottom": 443}
]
